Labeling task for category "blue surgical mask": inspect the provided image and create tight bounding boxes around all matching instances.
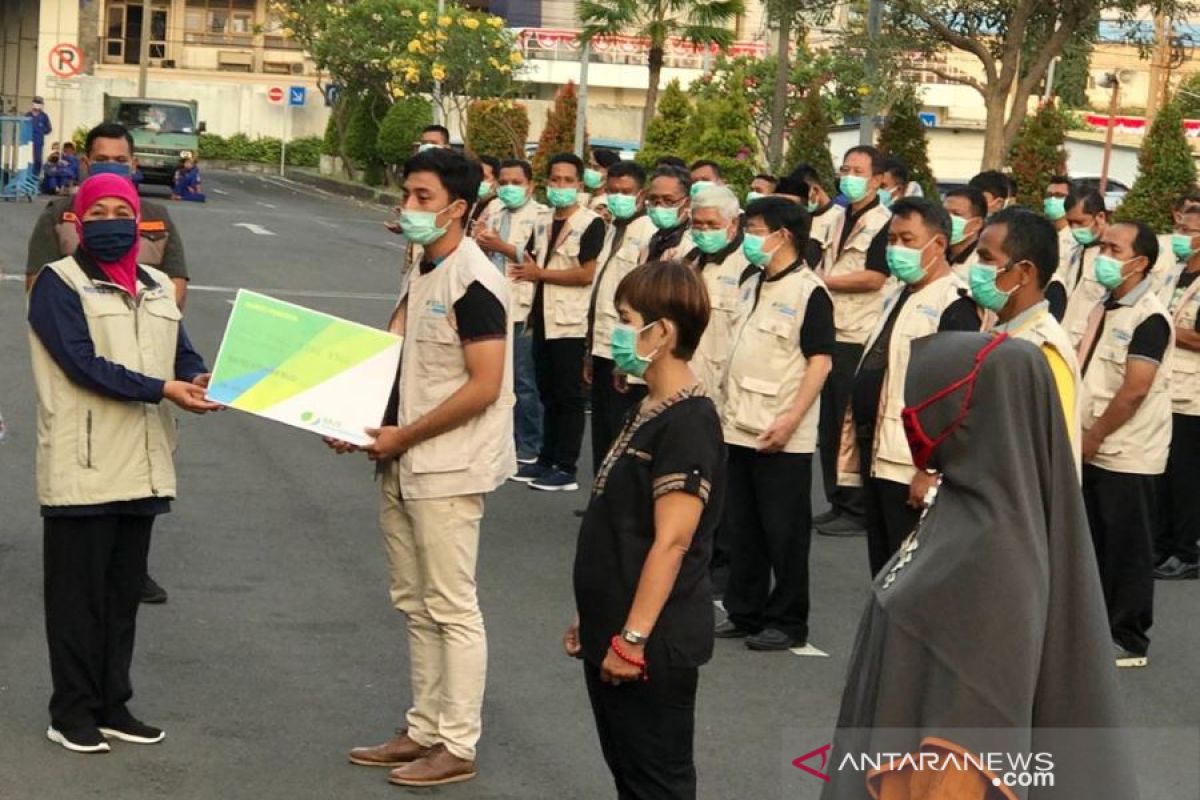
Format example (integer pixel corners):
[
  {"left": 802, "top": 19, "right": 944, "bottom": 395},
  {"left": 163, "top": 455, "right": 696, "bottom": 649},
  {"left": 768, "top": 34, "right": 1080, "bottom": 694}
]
[
  {"left": 611, "top": 321, "right": 659, "bottom": 379},
  {"left": 399, "top": 204, "right": 453, "bottom": 245},
  {"left": 648, "top": 205, "right": 681, "bottom": 230},
  {"left": 546, "top": 186, "right": 579, "bottom": 208},
  {"left": 840, "top": 175, "right": 869, "bottom": 203},
  {"left": 497, "top": 185, "right": 528, "bottom": 209},
  {"left": 89, "top": 161, "right": 132, "bottom": 178},
  {"left": 886, "top": 239, "right": 935, "bottom": 284},
  {"left": 82, "top": 218, "right": 138, "bottom": 262},
  {"left": 877, "top": 188, "right": 894, "bottom": 209},
  {"left": 968, "top": 263, "right": 1016, "bottom": 313},
  {"left": 607, "top": 194, "right": 637, "bottom": 220}
]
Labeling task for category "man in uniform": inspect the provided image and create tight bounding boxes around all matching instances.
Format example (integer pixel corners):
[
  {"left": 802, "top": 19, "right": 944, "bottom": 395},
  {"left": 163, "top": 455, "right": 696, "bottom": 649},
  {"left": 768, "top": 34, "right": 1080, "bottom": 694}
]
[
  {"left": 27, "top": 96, "right": 53, "bottom": 176},
  {"left": 25, "top": 121, "right": 189, "bottom": 605},
  {"left": 1044, "top": 174, "right": 1078, "bottom": 284},
  {"left": 943, "top": 187, "right": 986, "bottom": 279},
  {"left": 645, "top": 165, "right": 692, "bottom": 262},
  {"left": 1060, "top": 188, "right": 1112, "bottom": 344},
  {"left": 968, "top": 170, "right": 1011, "bottom": 216},
  {"left": 418, "top": 125, "right": 451, "bottom": 150},
  {"left": 688, "top": 159, "right": 724, "bottom": 197}
]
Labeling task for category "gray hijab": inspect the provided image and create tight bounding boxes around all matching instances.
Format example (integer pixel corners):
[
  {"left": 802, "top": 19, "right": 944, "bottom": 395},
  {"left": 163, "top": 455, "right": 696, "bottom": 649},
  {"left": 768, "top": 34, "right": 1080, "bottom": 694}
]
[{"left": 823, "top": 332, "right": 1138, "bottom": 799}]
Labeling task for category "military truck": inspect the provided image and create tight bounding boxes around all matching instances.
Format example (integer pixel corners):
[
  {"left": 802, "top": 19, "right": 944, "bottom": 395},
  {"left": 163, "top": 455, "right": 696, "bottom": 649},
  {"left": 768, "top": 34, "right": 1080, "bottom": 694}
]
[{"left": 103, "top": 95, "right": 205, "bottom": 185}]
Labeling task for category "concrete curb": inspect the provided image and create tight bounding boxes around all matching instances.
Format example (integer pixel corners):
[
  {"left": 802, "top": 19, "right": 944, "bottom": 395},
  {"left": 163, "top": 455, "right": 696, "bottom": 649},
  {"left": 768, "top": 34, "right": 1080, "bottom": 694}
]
[{"left": 211, "top": 161, "right": 402, "bottom": 207}]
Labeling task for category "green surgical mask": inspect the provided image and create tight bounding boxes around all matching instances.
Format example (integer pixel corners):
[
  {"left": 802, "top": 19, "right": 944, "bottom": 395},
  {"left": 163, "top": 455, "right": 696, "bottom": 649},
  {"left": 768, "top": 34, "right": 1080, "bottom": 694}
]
[
  {"left": 968, "top": 263, "right": 1016, "bottom": 313},
  {"left": 611, "top": 321, "right": 658, "bottom": 378},
  {"left": 877, "top": 187, "right": 894, "bottom": 209},
  {"left": 1044, "top": 196, "right": 1067, "bottom": 221},
  {"left": 1071, "top": 225, "right": 1098, "bottom": 246},
  {"left": 806, "top": 202, "right": 820, "bottom": 214},
  {"left": 742, "top": 231, "right": 776, "bottom": 267},
  {"left": 583, "top": 168, "right": 603, "bottom": 190},
  {"left": 690, "top": 228, "right": 728, "bottom": 255},
  {"left": 886, "top": 239, "right": 935, "bottom": 284},
  {"left": 648, "top": 205, "right": 681, "bottom": 230},
  {"left": 477, "top": 181, "right": 493, "bottom": 200},
  {"left": 607, "top": 194, "right": 637, "bottom": 220},
  {"left": 546, "top": 186, "right": 579, "bottom": 209},
  {"left": 949, "top": 214, "right": 971, "bottom": 246},
  {"left": 840, "top": 175, "right": 869, "bottom": 203},
  {"left": 497, "top": 185, "right": 528, "bottom": 209},
  {"left": 1094, "top": 254, "right": 1131, "bottom": 290},
  {"left": 1172, "top": 233, "right": 1197, "bottom": 260},
  {"left": 690, "top": 180, "right": 715, "bottom": 198},
  {"left": 746, "top": 190, "right": 764, "bottom": 205},
  {"left": 399, "top": 205, "right": 453, "bottom": 246}
]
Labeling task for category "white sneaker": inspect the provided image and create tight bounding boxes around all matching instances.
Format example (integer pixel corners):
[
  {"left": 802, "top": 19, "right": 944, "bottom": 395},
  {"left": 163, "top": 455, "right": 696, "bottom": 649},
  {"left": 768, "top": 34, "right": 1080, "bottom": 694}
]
[{"left": 47, "top": 726, "right": 111, "bottom": 754}]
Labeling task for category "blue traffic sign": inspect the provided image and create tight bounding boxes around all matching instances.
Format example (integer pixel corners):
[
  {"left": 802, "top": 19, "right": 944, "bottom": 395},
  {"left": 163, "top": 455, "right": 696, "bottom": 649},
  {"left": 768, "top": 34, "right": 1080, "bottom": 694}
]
[
  {"left": 288, "top": 86, "right": 306, "bottom": 107},
  {"left": 918, "top": 111, "right": 937, "bottom": 127}
]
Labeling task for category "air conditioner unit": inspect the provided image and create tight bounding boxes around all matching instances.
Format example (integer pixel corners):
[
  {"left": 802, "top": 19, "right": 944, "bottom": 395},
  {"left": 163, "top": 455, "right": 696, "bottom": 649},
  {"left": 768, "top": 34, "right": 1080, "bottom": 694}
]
[{"left": 290, "top": 63, "right": 304, "bottom": 75}]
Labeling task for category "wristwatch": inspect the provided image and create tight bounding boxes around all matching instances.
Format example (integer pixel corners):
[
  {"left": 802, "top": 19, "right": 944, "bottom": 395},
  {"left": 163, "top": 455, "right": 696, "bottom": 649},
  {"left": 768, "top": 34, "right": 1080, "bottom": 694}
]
[{"left": 621, "top": 628, "right": 647, "bottom": 645}]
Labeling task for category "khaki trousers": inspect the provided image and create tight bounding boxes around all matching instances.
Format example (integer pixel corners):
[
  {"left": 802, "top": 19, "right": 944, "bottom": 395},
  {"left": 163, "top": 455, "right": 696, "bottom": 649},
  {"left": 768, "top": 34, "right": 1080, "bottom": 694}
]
[{"left": 379, "top": 461, "right": 487, "bottom": 761}]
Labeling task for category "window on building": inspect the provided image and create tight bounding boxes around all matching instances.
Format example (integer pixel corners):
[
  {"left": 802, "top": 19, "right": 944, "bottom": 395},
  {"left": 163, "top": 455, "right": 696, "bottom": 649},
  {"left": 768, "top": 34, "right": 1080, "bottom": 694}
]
[
  {"left": 184, "top": 0, "right": 256, "bottom": 45},
  {"left": 102, "top": 1, "right": 170, "bottom": 65}
]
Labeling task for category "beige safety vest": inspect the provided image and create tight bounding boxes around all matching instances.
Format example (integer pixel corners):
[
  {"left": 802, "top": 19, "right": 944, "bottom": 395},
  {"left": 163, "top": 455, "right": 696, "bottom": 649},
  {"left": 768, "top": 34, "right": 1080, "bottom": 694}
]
[
  {"left": 995, "top": 305, "right": 1083, "bottom": 476},
  {"left": 589, "top": 214, "right": 655, "bottom": 359},
  {"left": 809, "top": 205, "right": 845, "bottom": 269},
  {"left": 721, "top": 265, "right": 829, "bottom": 454},
  {"left": 395, "top": 238, "right": 516, "bottom": 499},
  {"left": 1081, "top": 284, "right": 1175, "bottom": 475},
  {"left": 486, "top": 198, "right": 549, "bottom": 325},
  {"left": 859, "top": 273, "right": 969, "bottom": 484},
  {"left": 29, "top": 256, "right": 181, "bottom": 507},
  {"left": 1056, "top": 226, "right": 1079, "bottom": 284},
  {"left": 689, "top": 243, "right": 752, "bottom": 408},
  {"left": 542, "top": 206, "right": 601, "bottom": 340},
  {"left": 55, "top": 211, "right": 172, "bottom": 268},
  {"left": 822, "top": 202, "right": 891, "bottom": 344},
  {"left": 1150, "top": 234, "right": 1179, "bottom": 301},
  {"left": 1060, "top": 248, "right": 1105, "bottom": 349},
  {"left": 1168, "top": 270, "right": 1200, "bottom": 416}
]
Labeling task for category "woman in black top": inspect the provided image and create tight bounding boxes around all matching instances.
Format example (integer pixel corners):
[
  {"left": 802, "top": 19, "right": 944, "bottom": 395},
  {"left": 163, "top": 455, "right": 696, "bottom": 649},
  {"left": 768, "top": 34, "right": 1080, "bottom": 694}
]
[{"left": 565, "top": 260, "right": 727, "bottom": 800}]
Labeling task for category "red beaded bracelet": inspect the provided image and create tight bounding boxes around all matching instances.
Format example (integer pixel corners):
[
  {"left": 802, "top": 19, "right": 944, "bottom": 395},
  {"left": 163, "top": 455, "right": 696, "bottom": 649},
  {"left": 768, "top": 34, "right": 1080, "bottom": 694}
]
[{"left": 610, "top": 635, "right": 648, "bottom": 680}]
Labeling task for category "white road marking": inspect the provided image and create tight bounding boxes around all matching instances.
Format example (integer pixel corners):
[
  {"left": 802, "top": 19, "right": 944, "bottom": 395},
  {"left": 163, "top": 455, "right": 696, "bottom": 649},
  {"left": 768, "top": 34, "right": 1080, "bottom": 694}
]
[
  {"left": 234, "top": 223, "right": 276, "bottom": 236},
  {"left": 1, "top": 274, "right": 25, "bottom": 283},
  {"left": 256, "top": 201, "right": 277, "bottom": 209},
  {"left": 789, "top": 643, "right": 831, "bottom": 658},
  {"left": 191, "top": 283, "right": 395, "bottom": 302},
  {"left": 212, "top": 188, "right": 230, "bottom": 195}
]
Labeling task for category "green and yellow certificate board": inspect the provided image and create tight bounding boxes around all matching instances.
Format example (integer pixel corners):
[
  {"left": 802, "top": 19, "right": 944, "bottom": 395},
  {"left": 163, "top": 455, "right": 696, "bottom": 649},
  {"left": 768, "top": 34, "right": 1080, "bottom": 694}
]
[{"left": 207, "top": 291, "right": 402, "bottom": 446}]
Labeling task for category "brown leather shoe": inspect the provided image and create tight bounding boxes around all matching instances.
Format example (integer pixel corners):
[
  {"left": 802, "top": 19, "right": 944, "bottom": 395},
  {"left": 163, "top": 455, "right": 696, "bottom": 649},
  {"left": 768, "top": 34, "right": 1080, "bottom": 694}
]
[
  {"left": 347, "top": 729, "right": 432, "bottom": 767},
  {"left": 388, "top": 743, "right": 476, "bottom": 787}
]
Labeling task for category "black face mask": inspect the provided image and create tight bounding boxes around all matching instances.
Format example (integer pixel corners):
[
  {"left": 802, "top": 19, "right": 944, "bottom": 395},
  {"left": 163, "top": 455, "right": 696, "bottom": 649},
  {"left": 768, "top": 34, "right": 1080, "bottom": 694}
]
[{"left": 82, "top": 218, "right": 138, "bottom": 262}]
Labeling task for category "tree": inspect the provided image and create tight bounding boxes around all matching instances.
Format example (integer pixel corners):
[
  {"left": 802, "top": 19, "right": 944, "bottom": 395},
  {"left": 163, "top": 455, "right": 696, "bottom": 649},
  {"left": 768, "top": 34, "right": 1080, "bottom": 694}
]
[
  {"left": 1008, "top": 100, "right": 1068, "bottom": 208},
  {"left": 784, "top": 77, "right": 836, "bottom": 188},
  {"left": 577, "top": 0, "right": 745, "bottom": 142},
  {"left": 466, "top": 100, "right": 530, "bottom": 159},
  {"left": 637, "top": 79, "right": 692, "bottom": 169},
  {"left": 532, "top": 82, "right": 589, "bottom": 181},
  {"left": 1176, "top": 72, "right": 1200, "bottom": 120},
  {"left": 1116, "top": 99, "right": 1198, "bottom": 232},
  {"left": 877, "top": 85, "right": 938, "bottom": 198},
  {"left": 1053, "top": 23, "right": 1095, "bottom": 108},
  {"left": 685, "top": 89, "right": 760, "bottom": 196},
  {"left": 343, "top": 93, "right": 388, "bottom": 181},
  {"left": 885, "top": 0, "right": 1181, "bottom": 169},
  {"left": 761, "top": 0, "right": 836, "bottom": 167},
  {"left": 377, "top": 95, "right": 434, "bottom": 167}
]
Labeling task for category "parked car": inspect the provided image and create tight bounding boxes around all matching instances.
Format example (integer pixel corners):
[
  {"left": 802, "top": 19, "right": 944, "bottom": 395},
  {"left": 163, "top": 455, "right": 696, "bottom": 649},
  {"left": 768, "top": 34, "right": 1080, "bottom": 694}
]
[{"left": 1072, "top": 176, "right": 1131, "bottom": 211}]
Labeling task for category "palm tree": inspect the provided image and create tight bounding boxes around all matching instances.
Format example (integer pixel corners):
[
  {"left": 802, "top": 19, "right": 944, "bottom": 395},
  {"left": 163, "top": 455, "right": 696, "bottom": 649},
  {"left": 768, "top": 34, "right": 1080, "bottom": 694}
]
[{"left": 578, "top": 0, "right": 745, "bottom": 143}]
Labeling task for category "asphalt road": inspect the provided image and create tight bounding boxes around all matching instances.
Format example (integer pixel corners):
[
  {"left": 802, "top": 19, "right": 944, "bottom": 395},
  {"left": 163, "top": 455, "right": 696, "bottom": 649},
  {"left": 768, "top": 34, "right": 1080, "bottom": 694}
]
[{"left": 1, "top": 173, "right": 1197, "bottom": 799}]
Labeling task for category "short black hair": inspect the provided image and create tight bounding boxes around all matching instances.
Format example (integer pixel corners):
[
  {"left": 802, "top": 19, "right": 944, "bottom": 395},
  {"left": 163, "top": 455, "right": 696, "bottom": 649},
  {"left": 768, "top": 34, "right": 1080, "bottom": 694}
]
[
  {"left": 890, "top": 196, "right": 952, "bottom": 239},
  {"left": 63, "top": 141, "right": 76, "bottom": 151},
  {"left": 1048, "top": 174, "right": 1071, "bottom": 187},
  {"left": 882, "top": 156, "right": 909, "bottom": 184},
  {"left": 1174, "top": 191, "right": 1200, "bottom": 211},
  {"left": 1065, "top": 186, "right": 1107, "bottom": 217},
  {"left": 1005, "top": 174, "right": 1018, "bottom": 197},
  {"left": 652, "top": 164, "right": 691, "bottom": 195},
  {"left": 945, "top": 187, "right": 988, "bottom": 219},
  {"left": 498, "top": 158, "right": 532, "bottom": 180},
  {"left": 85, "top": 122, "right": 135, "bottom": 157},
  {"left": 593, "top": 149, "right": 621, "bottom": 169},
  {"left": 403, "top": 148, "right": 481, "bottom": 205},
  {"left": 775, "top": 176, "right": 808, "bottom": 197},
  {"left": 478, "top": 154, "right": 501, "bottom": 176},
  {"left": 787, "top": 164, "right": 824, "bottom": 193},
  {"left": 422, "top": 124, "right": 451, "bottom": 144},
  {"left": 548, "top": 152, "right": 584, "bottom": 180},
  {"left": 1128, "top": 221, "right": 1160, "bottom": 265},
  {"left": 843, "top": 145, "right": 883, "bottom": 174},
  {"left": 690, "top": 159, "right": 721, "bottom": 177},
  {"left": 655, "top": 155, "right": 688, "bottom": 170},
  {"left": 745, "top": 196, "right": 812, "bottom": 244},
  {"left": 614, "top": 260, "right": 711, "bottom": 360},
  {"left": 753, "top": 173, "right": 778, "bottom": 187},
  {"left": 986, "top": 207, "right": 1058, "bottom": 288},
  {"left": 607, "top": 159, "right": 646, "bottom": 187},
  {"left": 969, "top": 170, "right": 1010, "bottom": 202}
]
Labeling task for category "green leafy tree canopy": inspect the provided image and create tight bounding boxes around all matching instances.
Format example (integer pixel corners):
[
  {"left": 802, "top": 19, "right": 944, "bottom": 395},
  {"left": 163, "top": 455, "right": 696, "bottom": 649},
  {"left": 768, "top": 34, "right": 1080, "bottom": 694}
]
[
  {"left": 532, "top": 81, "right": 589, "bottom": 182},
  {"left": 877, "top": 85, "right": 938, "bottom": 198},
  {"left": 1008, "top": 99, "right": 1068, "bottom": 208},
  {"left": 637, "top": 79, "right": 692, "bottom": 169},
  {"left": 1116, "top": 99, "right": 1198, "bottom": 232},
  {"left": 466, "top": 100, "right": 531, "bottom": 160}
]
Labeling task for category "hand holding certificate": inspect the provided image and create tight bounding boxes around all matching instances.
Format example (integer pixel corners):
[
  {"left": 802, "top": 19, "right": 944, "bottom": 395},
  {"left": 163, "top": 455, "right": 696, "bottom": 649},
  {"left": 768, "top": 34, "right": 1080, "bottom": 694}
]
[{"left": 206, "top": 291, "right": 402, "bottom": 446}]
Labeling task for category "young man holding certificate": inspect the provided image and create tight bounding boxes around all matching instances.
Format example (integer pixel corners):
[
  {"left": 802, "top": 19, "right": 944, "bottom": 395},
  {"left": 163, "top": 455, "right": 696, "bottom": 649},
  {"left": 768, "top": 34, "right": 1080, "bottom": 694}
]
[{"left": 331, "top": 148, "right": 514, "bottom": 788}]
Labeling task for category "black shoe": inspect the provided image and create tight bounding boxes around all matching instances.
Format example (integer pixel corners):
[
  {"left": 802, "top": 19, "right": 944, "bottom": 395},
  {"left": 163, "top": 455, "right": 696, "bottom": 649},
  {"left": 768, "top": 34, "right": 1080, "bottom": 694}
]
[
  {"left": 813, "top": 508, "right": 840, "bottom": 526},
  {"left": 46, "top": 725, "right": 110, "bottom": 754},
  {"left": 141, "top": 574, "right": 168, "bottom": 605},
  {"left": 815, "top": 515, "right": 866, "bottom": 537},
  {"left": 99, "top": 714, "right": 165, "bottom": 745},
  {"left": 1154, "top": 556, "right": 1199, "bottom": 580},
  {"left": 714, "top": 619, "right": 752, "bottom": 639},
  {"left": 745, "top": 628, "right": 802, "bottom": 652}
]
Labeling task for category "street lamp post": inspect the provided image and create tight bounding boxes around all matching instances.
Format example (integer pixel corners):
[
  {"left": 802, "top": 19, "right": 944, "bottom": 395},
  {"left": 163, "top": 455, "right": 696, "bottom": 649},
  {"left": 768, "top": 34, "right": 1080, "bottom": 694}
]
[{"left": 1099, "top": 72, "right": 1122, "bottom": 196}]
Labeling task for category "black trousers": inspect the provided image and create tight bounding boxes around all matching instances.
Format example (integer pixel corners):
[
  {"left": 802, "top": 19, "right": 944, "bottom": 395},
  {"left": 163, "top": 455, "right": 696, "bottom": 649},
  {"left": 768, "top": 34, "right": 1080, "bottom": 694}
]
[
  {"left": 1082, "top": 465, "right": 1156, "bottom": 655},
  {"left": 590, "top": 356, "right": 647, "bottom": 475},
  {"left": 859, "top": 438, "right": 922, "bottom": 577},
  {"left": 584, "top": 660, "right": 698, "bottom": 800},
  {"left": 44, "top": 514, "right": 154, "bottom": 732},
  {"left": 533, "top": 332, "right": 587, "bottom": 476},
  {"left": 818, "top": 342, "right": 866, "bottom": 521},
  {"left": 1157, "top": 414, "right": 1200, "bottom": 564},
  {"left": 723, "top": 445, "right": 813, "bottom": 641}
]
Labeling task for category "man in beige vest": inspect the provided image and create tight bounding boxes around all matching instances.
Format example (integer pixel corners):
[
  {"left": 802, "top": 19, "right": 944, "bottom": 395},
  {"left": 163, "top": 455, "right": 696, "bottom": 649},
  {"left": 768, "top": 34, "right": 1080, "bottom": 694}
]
[
  {"left": 1060, "top": 187, "right": 1111, "bottom": 344},
  {"left": 1043, "top": 174, "right": 1077, "bottom": 320},
  {"left": 586, "top": 160, "right": 655, "bottom": 472},
  {"left": 815, "top": 146, "right": 891, "bottom": 537},
  {"left": 475, "top": 158, "right": 548, "bottom": 464},
  {"left": 838, "top": 198, "right": 981, "bottom": 575},
  {"left": 714, "top": 197, "right": 834, "bottom": 651},
  {"left": 943, "top": 187, "right": 986, "bottom": 280},
  {"left": 971, "top": 208, "right": 1082, "bottom": 473},
  {"left": 508, "top": 153, "right": 605, "bottom": 492},
  {"left": 967, "top": 169, "right": 1011, "bottom": 216},
  {"left": 1154, "top": 208, "right": 1200, "bottom": 581},
  {"left": 644, "top": 165, "right": 692, "bottom": 262},
  {"left": 789, "top": 165, "right": 846, "bottom": 270},
  {"left": 1076, "top": 221, "right": 1174, "bottom": 669},
  {"left": 343, "top": 149, "right": 513, "bottom": 787}
]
